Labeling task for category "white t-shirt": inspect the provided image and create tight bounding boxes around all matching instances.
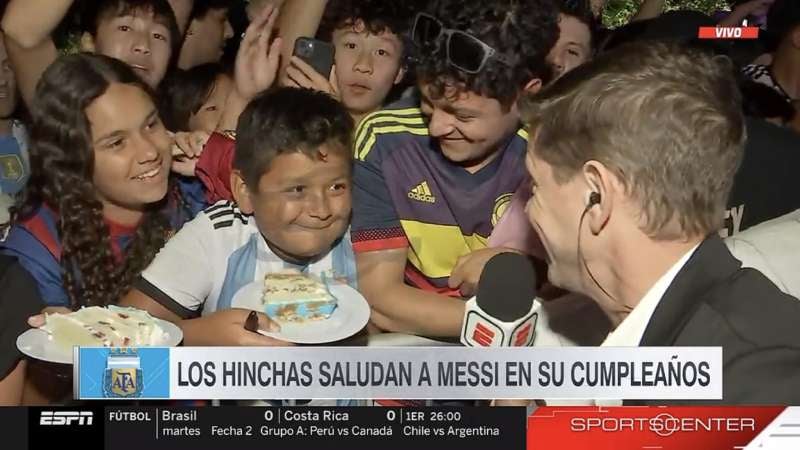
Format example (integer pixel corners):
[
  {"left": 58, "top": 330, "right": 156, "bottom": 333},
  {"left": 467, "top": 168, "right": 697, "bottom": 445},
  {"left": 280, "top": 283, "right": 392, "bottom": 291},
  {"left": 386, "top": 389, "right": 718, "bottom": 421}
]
[
  {"left": 594, "top": 244, "right": 699, "bottom": 406},
  {"left": 136, "top": 200, "right": 357, "bottom": 318},
  {"left": 136, "top": 200, "right": 358, "bottom": 407}
]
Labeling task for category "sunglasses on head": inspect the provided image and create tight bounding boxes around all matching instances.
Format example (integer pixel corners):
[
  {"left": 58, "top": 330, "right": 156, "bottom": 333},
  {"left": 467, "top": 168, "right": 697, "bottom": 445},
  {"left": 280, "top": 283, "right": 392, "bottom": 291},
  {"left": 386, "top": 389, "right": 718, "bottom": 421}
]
[{"left": 411, "top": 13, "right": 513, "bottom": 74}]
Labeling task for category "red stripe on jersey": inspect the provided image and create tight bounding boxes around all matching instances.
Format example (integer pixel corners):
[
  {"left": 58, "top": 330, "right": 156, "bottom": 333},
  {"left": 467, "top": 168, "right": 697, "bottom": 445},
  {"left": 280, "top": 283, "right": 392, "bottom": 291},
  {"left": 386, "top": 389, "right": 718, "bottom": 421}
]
[
  {"left": 352, "top": 237, "right": 408, "bottom": 252},
  {"left": 21, "top": 214, "right": 62, "bottom": 261},
  {"left": 352, "top": 227, "right": 409, "bottom": 253}
]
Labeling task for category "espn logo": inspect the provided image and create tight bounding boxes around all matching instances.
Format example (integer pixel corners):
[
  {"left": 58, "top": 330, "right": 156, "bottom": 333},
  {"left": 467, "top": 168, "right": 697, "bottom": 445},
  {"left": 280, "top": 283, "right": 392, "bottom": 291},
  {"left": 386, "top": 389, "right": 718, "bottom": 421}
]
[
  {"left": 40, "top": 411, "right": 94, "bottom": 426},
  {"left": 472, "top": 322, "right": 495, "bottom": 346},
  {"left": 513, "top": 322, "right": 532, "bottom": 346}
]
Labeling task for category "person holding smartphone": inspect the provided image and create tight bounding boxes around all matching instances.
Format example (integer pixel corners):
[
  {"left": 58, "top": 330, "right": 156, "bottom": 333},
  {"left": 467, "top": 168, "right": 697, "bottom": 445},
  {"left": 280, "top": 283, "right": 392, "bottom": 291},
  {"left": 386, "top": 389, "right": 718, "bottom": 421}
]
[
  {"left": 186, "top": 1, "right": 421, "bottom": 204},
  {"left": 280, "top": 0, "right": 418, "bottom": 125}
]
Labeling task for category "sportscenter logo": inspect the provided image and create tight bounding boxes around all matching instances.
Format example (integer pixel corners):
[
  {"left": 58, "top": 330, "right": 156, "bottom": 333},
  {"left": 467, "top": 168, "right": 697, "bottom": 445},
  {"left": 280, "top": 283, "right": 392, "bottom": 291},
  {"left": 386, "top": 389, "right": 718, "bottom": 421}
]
[
  {"left": 571, "top": 413, "right": 755, "bottom": 437},
  {"left": 40, "top": 411, "right": 94, "bottom": 426}
]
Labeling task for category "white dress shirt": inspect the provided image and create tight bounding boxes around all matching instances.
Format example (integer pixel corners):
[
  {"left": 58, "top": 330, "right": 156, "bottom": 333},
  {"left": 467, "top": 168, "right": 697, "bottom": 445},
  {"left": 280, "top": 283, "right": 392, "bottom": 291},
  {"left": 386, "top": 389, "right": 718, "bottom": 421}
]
[
  {"left": 602, "top": 243, "right": 700, "bottom": 347},
  {"left": 593, "top": 244, "right": 699, "bottom": 406}
]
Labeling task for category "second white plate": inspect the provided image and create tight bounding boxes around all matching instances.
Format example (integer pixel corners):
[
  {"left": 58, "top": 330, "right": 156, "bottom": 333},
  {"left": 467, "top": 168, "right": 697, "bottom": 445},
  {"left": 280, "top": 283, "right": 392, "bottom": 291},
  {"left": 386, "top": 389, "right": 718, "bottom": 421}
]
[{"left": 16, "top": 318, "right": 183, "bottom": 365}]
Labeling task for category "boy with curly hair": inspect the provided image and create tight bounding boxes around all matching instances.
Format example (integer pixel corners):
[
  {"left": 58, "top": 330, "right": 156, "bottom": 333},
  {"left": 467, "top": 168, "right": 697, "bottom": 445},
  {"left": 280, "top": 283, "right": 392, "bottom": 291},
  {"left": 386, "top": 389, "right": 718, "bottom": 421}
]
[{"left": 351, "top": 0, "right": 559, "bottom": 337}]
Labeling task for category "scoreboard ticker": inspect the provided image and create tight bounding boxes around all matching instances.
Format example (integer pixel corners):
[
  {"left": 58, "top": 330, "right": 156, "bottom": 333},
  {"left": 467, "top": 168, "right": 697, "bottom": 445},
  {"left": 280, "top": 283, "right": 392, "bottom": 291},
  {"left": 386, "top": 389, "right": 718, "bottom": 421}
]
[{"left": 13, "top": 406, "right": 525, "bottom": 449}]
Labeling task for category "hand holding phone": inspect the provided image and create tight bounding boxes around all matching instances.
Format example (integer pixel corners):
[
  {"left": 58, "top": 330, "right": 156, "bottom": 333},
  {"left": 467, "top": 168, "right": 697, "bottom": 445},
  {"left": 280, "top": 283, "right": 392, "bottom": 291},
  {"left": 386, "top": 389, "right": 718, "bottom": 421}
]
[
  {"left": 285, "top": 37, "right": 339, "bottom": 99},
  {"left": 293, "top": 37, "right": 334, "bottom": 77}
]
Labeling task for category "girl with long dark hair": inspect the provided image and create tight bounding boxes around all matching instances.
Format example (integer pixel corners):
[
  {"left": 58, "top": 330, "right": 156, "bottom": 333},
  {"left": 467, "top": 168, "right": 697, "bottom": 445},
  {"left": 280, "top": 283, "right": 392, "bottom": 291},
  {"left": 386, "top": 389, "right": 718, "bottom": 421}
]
[{"left": 1, "top": 53, "right": 203, "bottom": 310}]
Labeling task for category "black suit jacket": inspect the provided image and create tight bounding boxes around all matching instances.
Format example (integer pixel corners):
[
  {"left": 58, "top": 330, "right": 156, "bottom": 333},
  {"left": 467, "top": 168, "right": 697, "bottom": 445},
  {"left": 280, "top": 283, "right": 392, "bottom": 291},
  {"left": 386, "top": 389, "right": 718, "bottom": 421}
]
[
  {"left": 628, "top": 235, "right": 800, "bottom": 405},
  {"left": 0, "top": 255, "right": 44, "bottom": 378}
]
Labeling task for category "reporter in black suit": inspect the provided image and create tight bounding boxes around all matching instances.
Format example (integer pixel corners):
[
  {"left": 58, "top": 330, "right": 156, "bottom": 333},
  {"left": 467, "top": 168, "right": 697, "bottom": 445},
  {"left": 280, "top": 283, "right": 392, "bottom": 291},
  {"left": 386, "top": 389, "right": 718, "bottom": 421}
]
[
  {"left": 520, "top": 41, "right": 800, "bottom": 404},
  {"left": 635, "top": 235, "right": 800, "bottom": 404}
]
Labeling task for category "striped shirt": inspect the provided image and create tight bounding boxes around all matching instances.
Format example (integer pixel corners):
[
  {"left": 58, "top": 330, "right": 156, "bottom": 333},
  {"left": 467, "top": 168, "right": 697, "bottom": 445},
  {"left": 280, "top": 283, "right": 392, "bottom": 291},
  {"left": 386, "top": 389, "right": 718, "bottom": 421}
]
[{"left": 351, "top": 98, "right": 528, "bottom": 296}]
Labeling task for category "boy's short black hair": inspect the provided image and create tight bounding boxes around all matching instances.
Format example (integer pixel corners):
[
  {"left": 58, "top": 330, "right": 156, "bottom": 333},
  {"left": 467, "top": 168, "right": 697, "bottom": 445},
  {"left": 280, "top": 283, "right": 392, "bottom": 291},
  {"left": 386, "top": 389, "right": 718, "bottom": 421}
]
[
  {"left": 78, "top": 0, "right": 181, "bottom": 56},
  {"left": 234, "top": 87, "right": 355, "bottom": 190},
  {"left": 416, "top": 0, "right": 559, "bottom": 110},
  {"left": 190, "top": 0, "right": 232, "bottom": 20},
  {"left": 317, "top": 0, "right": 422, "bottom": 43},
  {"left": 158, "top": 63, "right": 227, "bottom": 131}
]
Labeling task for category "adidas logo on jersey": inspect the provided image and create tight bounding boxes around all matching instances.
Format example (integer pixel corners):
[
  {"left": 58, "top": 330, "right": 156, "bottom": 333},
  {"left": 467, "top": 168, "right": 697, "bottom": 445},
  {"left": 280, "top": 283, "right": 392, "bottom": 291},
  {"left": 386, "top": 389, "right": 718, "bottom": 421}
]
[{"left": 407, "top": 181, "right": 436, "bottom": 203}]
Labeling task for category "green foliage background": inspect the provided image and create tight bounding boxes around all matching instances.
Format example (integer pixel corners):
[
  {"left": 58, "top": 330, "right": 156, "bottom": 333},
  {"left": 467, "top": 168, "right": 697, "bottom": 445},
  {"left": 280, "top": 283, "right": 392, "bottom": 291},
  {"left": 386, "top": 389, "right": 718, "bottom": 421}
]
[{"left": 602, "top": 0, "right": 731, "bottom": 28}]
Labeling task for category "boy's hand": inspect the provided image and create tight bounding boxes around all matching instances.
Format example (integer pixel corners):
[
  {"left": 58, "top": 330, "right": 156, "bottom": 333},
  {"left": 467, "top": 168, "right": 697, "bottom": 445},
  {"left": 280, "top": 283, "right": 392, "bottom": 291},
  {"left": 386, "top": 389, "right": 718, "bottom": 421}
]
[
  {"left": 185, "top": 309, "right": 293, "bottom": 347},
  {"left": 233, "top": 4, "right": 282, "bottom": 102},
  {"left": 448, "top": 248, "right": 520, "bottom": 297},
  {"left": 284, "top": 56, "right": 340, "bottom": 100},
  {"left": 170, "top": 130, "right": 210, "bottom": 176}
]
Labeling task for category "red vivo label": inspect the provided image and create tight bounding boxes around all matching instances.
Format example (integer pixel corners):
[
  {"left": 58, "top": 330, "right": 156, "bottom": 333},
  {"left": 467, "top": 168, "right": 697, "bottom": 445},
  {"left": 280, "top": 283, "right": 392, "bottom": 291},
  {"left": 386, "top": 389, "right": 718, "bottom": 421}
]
[
  {"left": 528, "top": 406, "right": 784, "bottom": 450},
  {"left": 698, "top": 26, "right": 760, "bottom": 39}
]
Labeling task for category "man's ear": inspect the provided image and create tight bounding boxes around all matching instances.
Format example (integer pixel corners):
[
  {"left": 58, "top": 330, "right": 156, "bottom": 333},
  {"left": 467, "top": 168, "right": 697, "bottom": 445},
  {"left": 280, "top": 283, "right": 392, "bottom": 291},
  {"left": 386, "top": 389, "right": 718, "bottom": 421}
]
[
  {"left": 80, "top": 32, "right": 96, "bottom": 53},
  {"left": 581, "top": 160, "right": 617, "bottom": 235},
  {"left": 523, "top": 78, "right": 543, "bottom": 95},
  {"left": 231, "top": 170, "right": 255, "bottom": 214}
]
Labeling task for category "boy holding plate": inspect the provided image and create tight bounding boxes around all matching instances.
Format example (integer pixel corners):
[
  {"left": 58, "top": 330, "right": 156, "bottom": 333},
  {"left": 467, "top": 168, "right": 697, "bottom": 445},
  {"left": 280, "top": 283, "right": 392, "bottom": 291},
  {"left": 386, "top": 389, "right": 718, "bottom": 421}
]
[{"left": 120, "top": 85, "right": 357, "bottom": 346}]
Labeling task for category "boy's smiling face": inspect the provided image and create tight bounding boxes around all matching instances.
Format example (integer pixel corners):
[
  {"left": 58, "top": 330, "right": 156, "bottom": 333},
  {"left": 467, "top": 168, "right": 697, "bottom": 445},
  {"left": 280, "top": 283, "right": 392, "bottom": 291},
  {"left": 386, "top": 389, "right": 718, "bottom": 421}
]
[{"left": 234, "top": 144, "right": 353, "bottom": 262}]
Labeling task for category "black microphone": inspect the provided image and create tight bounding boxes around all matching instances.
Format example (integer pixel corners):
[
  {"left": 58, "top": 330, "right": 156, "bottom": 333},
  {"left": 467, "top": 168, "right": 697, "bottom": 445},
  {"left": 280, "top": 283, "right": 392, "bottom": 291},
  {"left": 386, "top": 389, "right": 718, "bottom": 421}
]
[{"left": 460, "top": 252, "right": 539, "bottom": 346}]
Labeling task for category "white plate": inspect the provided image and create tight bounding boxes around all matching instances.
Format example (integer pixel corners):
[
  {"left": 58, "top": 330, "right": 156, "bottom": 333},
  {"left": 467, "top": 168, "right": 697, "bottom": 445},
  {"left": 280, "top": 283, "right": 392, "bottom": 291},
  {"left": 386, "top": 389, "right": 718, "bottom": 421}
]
[
  {"left": 16, "top": 319, "right": 183, "bottom": 365},
  {"left": 230, "top": 280, "right": 370, "bottom": 344}
]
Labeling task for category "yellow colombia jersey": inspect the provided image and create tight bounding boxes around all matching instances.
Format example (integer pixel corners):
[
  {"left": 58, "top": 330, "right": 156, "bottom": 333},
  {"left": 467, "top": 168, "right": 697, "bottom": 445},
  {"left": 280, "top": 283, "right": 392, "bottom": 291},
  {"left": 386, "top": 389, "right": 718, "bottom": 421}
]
[{"left": 351, "top": 98, "right": 528, "bottom": 296}]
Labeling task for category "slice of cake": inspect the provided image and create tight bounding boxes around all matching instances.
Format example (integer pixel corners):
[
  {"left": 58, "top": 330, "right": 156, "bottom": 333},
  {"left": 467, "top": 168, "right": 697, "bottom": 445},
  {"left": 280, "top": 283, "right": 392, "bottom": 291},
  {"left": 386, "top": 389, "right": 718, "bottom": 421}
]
[
  {"left": 261, "top": 272, "right": 337, "bottom": 322},
  {"left": 42, "top": 305, "right": 167, "bottom": 350}
]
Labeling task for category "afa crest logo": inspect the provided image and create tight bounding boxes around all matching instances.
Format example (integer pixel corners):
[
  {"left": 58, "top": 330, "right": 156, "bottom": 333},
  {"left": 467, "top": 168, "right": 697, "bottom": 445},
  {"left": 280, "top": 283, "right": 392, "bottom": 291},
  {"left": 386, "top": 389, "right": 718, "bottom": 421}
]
[
  {"left": 103, "top": 348, "right": 143, "bottom": 398},
  {"left": 0, "top": 154, "right": 25, "bottom": 182}
]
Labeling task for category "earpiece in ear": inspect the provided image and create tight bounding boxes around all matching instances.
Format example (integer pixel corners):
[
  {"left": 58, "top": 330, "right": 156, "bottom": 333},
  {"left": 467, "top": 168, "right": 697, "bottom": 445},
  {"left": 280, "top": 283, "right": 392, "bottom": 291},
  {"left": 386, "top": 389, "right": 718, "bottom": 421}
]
[{"left": 588, "top": 191, "right": 601, "bottom": 207}]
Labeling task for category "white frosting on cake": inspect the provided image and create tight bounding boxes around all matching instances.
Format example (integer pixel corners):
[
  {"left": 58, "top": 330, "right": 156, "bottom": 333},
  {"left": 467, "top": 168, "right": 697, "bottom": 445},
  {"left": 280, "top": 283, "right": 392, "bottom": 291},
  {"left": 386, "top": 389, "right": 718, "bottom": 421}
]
[
  {"left": 262, "top": 273, "right": 334, "bottom": 304},
  {"left": 42, "top": 305, "right": 167, "bottom": 348}
]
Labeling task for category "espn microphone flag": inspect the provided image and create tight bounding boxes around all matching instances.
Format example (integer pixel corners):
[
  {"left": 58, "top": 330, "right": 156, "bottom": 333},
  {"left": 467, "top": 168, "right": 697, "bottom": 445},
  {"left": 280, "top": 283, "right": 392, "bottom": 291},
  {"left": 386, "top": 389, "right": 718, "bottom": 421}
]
[{"left": 461, "top": 252, "right": 539, "bottom": 347}]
